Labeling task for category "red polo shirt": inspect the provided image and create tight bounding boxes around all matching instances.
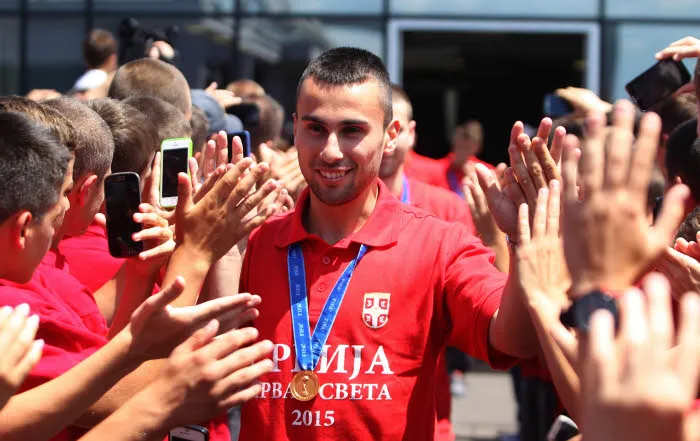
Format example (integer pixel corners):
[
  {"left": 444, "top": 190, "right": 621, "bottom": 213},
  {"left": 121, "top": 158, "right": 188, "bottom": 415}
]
[
  {"left": 405, "top": 177, "right": 476, "bottom": 236},
  {"left": 60, "top": 222, "right": 124, "bottom": 293},
  {"left": 404, "top": 150, "right": 445, "bottom": 188},
  {"left": 239, "top": 179, "right": 514, "bottom": 441}
]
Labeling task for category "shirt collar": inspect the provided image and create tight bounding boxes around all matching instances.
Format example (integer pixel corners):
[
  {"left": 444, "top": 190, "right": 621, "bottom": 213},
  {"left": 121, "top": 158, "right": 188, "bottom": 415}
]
[
  {"left": 274, "top": 179, "right": 403, "bottom": 249},
  {"left": 41, "top": 248, "right": 69, "bottom": 273}
]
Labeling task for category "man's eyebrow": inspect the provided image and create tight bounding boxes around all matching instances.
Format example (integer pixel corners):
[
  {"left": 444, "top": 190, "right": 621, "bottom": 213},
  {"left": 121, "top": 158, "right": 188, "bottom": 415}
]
[{"left": 300, "top": 115, "right": 369, "bottom": 126}]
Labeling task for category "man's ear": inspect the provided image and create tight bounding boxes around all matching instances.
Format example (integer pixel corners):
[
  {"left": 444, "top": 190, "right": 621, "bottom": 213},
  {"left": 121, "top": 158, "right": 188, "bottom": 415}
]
[
  {"left": 76, "top": 174, "right": 99, "bottom": 207},
  {"left": 11, "top": 211, "right": 33, "bottom": 250},
  {"left": 383, "top": 120, "right": 400, "bottom": 156}
]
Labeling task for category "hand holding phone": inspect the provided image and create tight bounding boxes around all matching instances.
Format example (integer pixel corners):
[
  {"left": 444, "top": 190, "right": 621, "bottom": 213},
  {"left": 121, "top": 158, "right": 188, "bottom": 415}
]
[
  {"left": 160, "top": 138, "right": 193, "bottom": 208},
  {"left": 625, "top": 59, "right": 692, "bottom": 110},
  {"left": 104, "top": 172, "right": 143, "bottom": 258}
]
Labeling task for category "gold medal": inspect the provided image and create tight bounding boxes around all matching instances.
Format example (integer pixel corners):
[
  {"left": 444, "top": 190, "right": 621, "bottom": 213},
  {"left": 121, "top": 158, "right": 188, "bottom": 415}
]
[{"left": 290, "top": 370, "right": 320, "bottom": 401}]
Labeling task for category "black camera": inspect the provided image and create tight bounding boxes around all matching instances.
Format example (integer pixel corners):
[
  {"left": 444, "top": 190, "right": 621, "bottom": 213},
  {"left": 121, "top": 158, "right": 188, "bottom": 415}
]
[{"left": 118, "top": 18, "right": 179, "bottom": 65}]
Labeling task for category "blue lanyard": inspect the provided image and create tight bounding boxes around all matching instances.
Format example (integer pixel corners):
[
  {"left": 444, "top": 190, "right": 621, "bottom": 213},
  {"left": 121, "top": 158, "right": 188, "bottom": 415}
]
[
  {"left": 287, "top": 243, "right": 368, "bottom": 371},
  {"left": 401, "top": 175, "right": 411, "bottom": 204},
  {"left": 447, "top": 169, "right": 464, "bottom": 198}
]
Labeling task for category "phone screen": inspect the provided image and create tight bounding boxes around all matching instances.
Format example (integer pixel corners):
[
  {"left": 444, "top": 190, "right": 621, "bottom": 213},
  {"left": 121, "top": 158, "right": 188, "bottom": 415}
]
[
  {"left": 162, "top": 147, "right": 188, "bottom": 198},
  {"left": 105, "top": 173, "right": 143, "bottom": 258},
  {"left": 227, "top": 130, "right": 251, "bottom": 162},
  {"left": 625, "top": 59, "right": 691, "bottom": 111}
]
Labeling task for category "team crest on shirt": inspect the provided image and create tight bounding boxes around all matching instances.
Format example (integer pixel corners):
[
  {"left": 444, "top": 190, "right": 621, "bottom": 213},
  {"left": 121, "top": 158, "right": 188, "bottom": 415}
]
[{"left": 362, "top": 293, "right": 390, "bottom": 329}]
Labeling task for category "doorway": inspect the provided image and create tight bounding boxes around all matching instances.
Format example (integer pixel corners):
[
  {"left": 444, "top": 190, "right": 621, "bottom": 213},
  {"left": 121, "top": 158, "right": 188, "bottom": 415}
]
[{"left": 387, "top": 20, "right": 600, "bottom": 165}]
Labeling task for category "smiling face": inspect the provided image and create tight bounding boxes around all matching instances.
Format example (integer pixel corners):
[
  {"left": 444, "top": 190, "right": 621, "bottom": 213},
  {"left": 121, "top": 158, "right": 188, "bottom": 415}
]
[{"left": 294, "top": 77, "right": 397, "bottom": 206}]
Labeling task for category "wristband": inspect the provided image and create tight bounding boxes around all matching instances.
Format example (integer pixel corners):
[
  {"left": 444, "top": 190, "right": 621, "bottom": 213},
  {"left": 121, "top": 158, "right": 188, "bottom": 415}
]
[{"left": 560, "top": 290, "right": 619, "bottom": 332}]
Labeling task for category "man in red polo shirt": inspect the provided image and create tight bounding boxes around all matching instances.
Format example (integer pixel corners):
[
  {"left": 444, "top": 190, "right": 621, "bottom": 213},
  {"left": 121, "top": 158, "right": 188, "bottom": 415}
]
[
  {"left": 435, "top": 120, "right": 497, "bottom": 196},
  {"left": 238, "top": 47, "right": 540, "bottom": 441}
]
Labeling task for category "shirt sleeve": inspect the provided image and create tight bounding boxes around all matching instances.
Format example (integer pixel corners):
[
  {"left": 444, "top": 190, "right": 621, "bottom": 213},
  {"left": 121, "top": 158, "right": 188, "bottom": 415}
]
[{"left": 439, "top": 223, "right": 516, "bottom": 370}]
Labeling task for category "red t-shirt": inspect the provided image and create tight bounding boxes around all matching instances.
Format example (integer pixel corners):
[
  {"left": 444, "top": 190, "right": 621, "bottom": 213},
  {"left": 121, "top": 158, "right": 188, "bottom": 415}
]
[
  {"left": 434, "top": 154, "right": 495, "bottom": 195},
  {"left": 239, "top": 179, "right": 516, "bottom": 441},
  {"left": 404, "top": 150, "right": 445, "bottom": 188},
  {"left": 405, "top": 177, "right": 476, "bottom": 236},
  {"left": 59, "top": 222, "right": 124, "bottom": 293}
]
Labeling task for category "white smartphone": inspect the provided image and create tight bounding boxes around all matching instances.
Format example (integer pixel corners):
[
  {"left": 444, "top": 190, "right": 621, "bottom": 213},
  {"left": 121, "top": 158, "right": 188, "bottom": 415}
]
[
  {"left": 160, "top": 138, "right": 192, "bottom": 208},
  {"left": 169, "top": 425, "right": 209, "bottom": 441}
]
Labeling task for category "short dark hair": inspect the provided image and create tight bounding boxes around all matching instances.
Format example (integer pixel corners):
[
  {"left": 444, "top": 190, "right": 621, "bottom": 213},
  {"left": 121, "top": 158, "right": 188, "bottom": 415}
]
[
  {"left": 676, "top": 206, "right": 700, "bottom": 242},
  {"left": 83, "top": 29, "right": 117, "bottom": 69},
  {"left": 297, "top": 47, "right": 392, "bottom": 127},
  {"left": 42, "top": 97, "right": 114, "bottom": 181},
  {"left": 0, "top": 111, "right": 72, "bottom": 223},
  {"left": 666, "top": 118, "right": 700, "bottom": 201},
  {"left": 108, "top": 58, "right": 191, "bottom": 117},
  {"left": 124, "top": 96, "right": 192, "bottom": 143},
  {"left": 190, "top": 106, "right": 209, "bottom": 153},
  {"left": 390, "top": 84, "right": 413, "bottom": 120},
  {"left": 0, "top": 96, "right": 78, "bottom": 152},
  {"left": 87, "top": 98, "right": 159, "bottom": 175},
  {"left": 649, "top": 93, "right": 696, "bottom": 136}
]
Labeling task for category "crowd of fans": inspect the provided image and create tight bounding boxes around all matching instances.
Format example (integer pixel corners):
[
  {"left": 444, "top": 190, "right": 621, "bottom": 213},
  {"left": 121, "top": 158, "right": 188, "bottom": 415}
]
[{"left": 0, "top": 27, "right": 698, "bottom": 441}]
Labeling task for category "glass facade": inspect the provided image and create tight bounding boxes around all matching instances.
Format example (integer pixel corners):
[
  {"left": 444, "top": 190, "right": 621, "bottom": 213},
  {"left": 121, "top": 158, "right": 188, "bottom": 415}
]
[{"left": 3, "top": 0, "right": 699, "bottom": 118}]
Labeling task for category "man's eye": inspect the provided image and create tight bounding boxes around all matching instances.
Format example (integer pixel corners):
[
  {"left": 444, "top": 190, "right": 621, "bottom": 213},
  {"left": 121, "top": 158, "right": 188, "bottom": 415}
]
[
  {"left": 344, "top": 127, "right": 362, "bottom": 135},
  {"left": 308, "top": 124, "right": 325, "bottom": 134}
]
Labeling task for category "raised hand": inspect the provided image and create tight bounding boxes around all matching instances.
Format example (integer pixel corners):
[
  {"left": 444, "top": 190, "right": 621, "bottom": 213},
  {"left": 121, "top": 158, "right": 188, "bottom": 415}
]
[
  {"left": 655, "top": 36, "right": 699, "bottom": 96},
  {"left": 475, "top": 119, "right": 566, "bottom": 238},
  {"left": 655, "top": 245, "right": 700, "bottom": 299},
  {"left": 0, "top": 305, "right": 43, "bottom": 410},
  {"left": 131, "top": 203, "right": 175, "bottom": 265},
  {"left": 561, "top": 101, "right": 690, "bottom": 297},
  {"left": 125, "top": 276, "right": 261, "bottom": 360},
  {"left": 174, "top": 156, "right": 280, "bottom": 264},
  {"left": 580, "top": 274, "right": 700, "bottom": 441},
  {"left": 129, "top": 323, "right": 272, "bottom": 429},
  {"left": 555, "top": 87, "right": 613, "bottom": 116},
  {"left": 515, "top": 180, "right": 571, "bottom": 315}
]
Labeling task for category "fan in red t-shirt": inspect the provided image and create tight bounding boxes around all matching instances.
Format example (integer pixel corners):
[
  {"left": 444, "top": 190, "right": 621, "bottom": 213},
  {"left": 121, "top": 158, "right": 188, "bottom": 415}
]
[{"left": 237, "top": 47, "right": 546, "bottom": 441}]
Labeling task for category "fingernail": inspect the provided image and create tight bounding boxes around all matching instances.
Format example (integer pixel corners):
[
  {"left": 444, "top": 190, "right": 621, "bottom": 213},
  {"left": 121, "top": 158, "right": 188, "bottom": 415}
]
[
  {"left": 27, "top": 314, "right": 40, "bottom": 329},
  {"left": 16, "top": 303, "right": 29, "bottom": 316}
]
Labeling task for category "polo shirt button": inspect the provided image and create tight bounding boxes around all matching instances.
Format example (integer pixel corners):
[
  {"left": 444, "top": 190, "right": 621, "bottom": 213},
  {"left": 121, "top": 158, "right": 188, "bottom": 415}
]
[
  {"left": 322, "top": 256, "right": 331, "bottom": 265},
  {"left": 318, "top": 283, "right": 327, "bottom": 291}
]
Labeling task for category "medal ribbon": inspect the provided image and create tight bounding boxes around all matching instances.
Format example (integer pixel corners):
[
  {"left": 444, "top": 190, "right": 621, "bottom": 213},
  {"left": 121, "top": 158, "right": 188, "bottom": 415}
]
[
  {"left": 400, "top": 175, "right": 411, "bottom": 204},
  {"left": 287, "top": 243, "right": 368, "bottom": 371},
  {"left": 447, "top": 168, "right": 465, "bottom": 198}
]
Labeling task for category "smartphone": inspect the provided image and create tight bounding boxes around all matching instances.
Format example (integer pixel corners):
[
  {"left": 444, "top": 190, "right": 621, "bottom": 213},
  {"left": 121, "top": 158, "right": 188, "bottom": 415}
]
[
  {"left": 160, "top": 138, "right": 193, "bottom": 208},
  {"left": 169, "top": 425, "right": 209, "bottom": 441},
  {"left": 625, "top": 59, "right": 692, "bottom": 111},
  {"left": 547, "top": 415, "right": 580, "bottom": 441},
  {"left": 543, "top": 93, "right": 573, "bottom": 117},
  {"left": 104, "top": 172, "right": 143, "bottom": 258},
  {"left": 227, "top": 130, "right": 252, "bottom": 162},
  {"left": 227, "top": 102, "right": 260, "bottom": 127}
]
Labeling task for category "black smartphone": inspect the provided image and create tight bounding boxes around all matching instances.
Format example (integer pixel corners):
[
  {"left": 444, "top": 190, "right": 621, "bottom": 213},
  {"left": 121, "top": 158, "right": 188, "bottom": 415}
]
[
  {"left": 227, "top": 130, "right": 252, "bottom": 162},
  {"left": 104, "top": 172, "right": 143, "bottom": 258},
  {"left": 543, "top": 93, "right": 573, "bottom": 117},
  {"left": 169, "top": 425, "right": 209, "bottom": 441},
  {"left": 227, "top": 102, "right": 260, "bottom": 127},
  {"left": 625, "top": 59, "right": 692, "bottom": 111}
]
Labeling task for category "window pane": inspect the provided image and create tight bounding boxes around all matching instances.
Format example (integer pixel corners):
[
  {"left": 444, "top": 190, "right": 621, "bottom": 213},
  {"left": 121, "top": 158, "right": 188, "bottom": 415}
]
[
  {"left": 94, "top": 0, "right": 233, "bottom": 13},
  {"left": 29, "top": 0, "right": 84, "bottom": 11},
  {"left": 391, "top": 0, "right": 598, "bottom": 17},
  {"left": 27, "top": 18, "right": 84, "bottom": 92},
  {"left": 610, "top": 24, "right": 700, "bottom": 101},
  {"left": 0, "top": 0, "right": 17, "bottom": 11},
  {"left": 0, "top": 19, "right": 19, "bottom": 94},
  {"left": 606, "top": 0, "right": 700, "bottom": 19},
  {"left": 241, "top": 0, "right": 381, "bottom": 15}
]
